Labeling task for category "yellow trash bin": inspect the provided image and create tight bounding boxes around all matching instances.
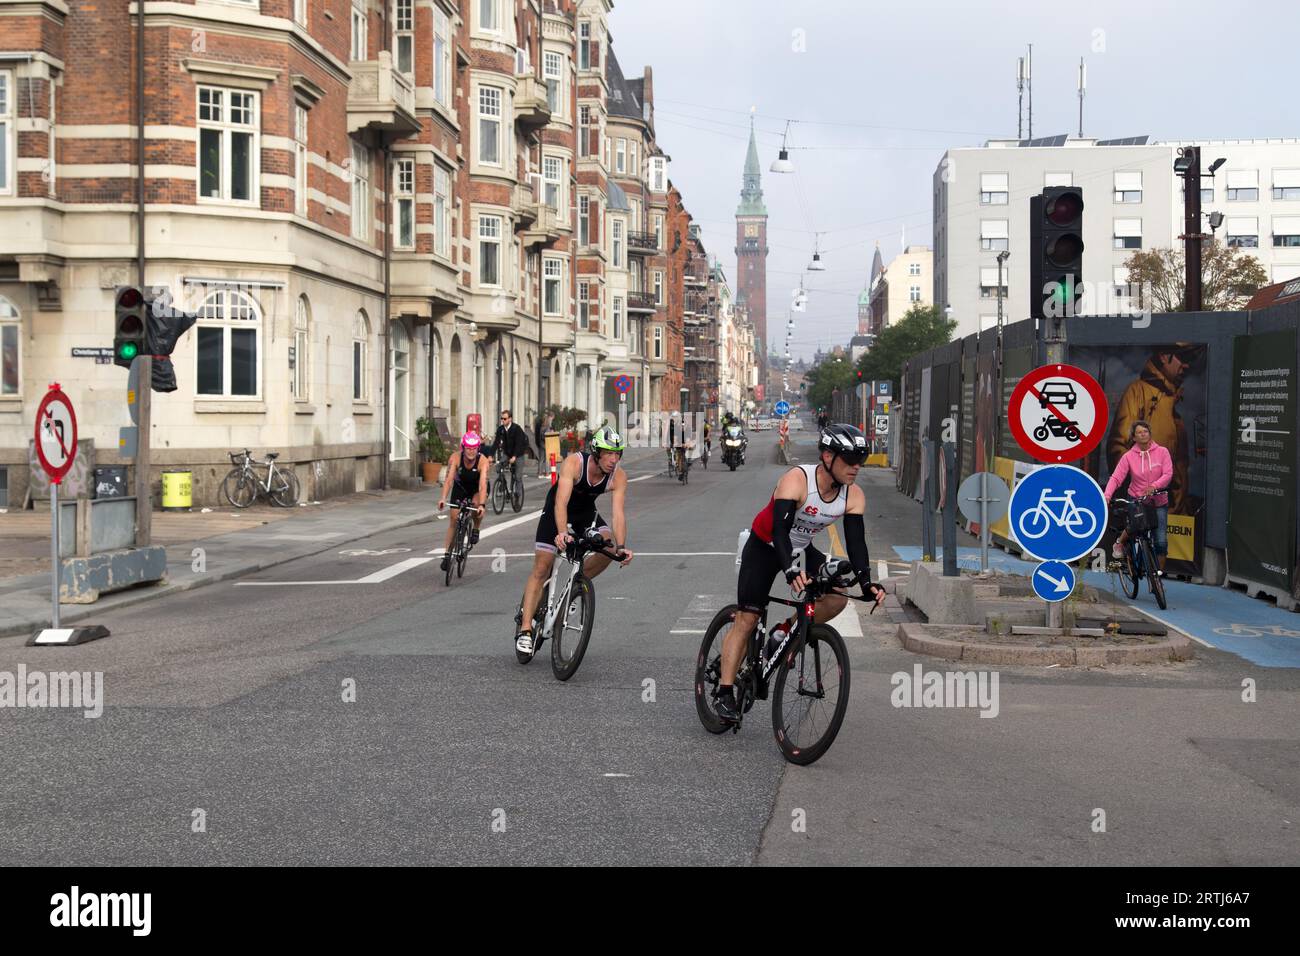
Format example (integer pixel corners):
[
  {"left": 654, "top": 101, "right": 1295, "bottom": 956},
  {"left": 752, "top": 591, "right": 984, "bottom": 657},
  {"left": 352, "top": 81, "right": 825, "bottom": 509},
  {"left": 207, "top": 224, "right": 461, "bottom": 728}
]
[
  {"left": 544, "top": 431, "right": 562, "bottom": 471},
  {"left": 161, "top": 470, "right": 192, "bottom": 511}
]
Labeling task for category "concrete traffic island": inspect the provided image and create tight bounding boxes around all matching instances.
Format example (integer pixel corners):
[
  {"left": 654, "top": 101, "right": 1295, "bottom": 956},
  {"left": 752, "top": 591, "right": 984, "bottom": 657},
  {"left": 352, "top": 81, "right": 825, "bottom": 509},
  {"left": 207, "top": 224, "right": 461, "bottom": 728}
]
[{"left": 893, "top": 561, "right": 1195, "bottom": 666}]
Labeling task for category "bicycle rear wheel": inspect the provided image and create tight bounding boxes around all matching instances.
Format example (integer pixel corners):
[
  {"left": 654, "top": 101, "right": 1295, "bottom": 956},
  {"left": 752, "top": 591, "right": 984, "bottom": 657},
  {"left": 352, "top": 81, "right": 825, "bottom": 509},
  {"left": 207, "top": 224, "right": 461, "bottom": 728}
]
[
  {"left": 222, "top": 469, "right": 256, "bottom": 509},
  {"left": 517, "top": 579, "right": 551, "bottom": 665},
  {"left": 551, "top": 574, "right": 596, "bottom": 681},
  {"left": 511, "top": 472, "right": 525, "bottom": 512},
  {"left": 1143, "top": 539, "right": 1167, "bottom": 610},
  {"left": 492, "top": 475, "right": 507, "bottom": 514},
  {"left": 771, "top": 624, "right": 850, "bottom": 766},
  {"left": 270, "top": 467, "right": 299, "bottom": 508},
  {"left": 456, "top": 515, "right": 471, "bottom": 578},
  {"left": 1121, "top": 542, "right": 1141, "bottom": 599},
  {"left": 694, "top": 604, "right": 743, "bottom": 735}
]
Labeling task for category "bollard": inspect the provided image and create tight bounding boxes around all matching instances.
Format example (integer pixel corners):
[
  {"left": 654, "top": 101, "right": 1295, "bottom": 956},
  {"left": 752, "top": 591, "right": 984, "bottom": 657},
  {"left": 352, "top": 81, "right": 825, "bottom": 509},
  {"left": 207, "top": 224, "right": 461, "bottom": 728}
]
[
  {"left": 549, "top": 452, "right": 558, "bottom": 487},
  {"left": 941, "top": 441, "right": 958, "bottom": 577}
]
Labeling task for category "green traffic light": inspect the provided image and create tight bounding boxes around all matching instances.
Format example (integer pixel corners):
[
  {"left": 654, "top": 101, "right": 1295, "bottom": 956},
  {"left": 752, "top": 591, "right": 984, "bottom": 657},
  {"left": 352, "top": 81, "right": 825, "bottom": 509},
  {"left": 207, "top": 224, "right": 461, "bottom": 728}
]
[{"left": 118, "top": 342, "right": 139, "bottom": 360}]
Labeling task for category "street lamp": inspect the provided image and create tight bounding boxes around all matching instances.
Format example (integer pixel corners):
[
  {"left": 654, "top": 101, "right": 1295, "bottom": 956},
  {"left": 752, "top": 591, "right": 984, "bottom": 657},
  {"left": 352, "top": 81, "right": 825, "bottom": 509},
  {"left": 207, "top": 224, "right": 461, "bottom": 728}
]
[
  {"left": 770, "top": 120, "right": 795, "bottom": 174},
  {"left": 995, "top": 250, "right": 1009, "bottom": 339}
]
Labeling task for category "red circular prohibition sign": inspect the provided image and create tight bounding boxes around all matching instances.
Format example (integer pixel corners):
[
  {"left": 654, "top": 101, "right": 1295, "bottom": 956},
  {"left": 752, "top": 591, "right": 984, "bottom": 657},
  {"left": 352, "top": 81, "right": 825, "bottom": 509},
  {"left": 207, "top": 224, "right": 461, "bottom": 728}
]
[
  {"left": 1007, "top": 363, "right": 1109, "bottom": 464},
  {"left": 35, "top": 384, "right": 79, "bottom": 483}
]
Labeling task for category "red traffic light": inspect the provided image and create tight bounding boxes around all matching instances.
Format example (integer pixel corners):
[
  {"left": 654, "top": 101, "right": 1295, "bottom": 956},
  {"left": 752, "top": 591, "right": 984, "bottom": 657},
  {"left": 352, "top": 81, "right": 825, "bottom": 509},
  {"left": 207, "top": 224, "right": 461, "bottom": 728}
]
[
  {"left": 1046, "top": 191, "right": 1083, "bottom": 226},
  {"left": 117, "top": 315, "right": 144, "bottom": 334},
  {"left": 1047, "top": 233, "right": 1084, "bottom": 267},
  {"left": 116, "top": 287, "right": 143, "bottom": 309}
]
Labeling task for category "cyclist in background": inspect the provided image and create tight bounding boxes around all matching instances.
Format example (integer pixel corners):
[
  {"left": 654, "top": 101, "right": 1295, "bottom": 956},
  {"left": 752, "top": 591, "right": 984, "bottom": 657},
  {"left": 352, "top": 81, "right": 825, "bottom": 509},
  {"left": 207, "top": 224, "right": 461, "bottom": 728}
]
[
  {"left": 437, "top": 431, "right": 489, "bottom": 571},
  {"left": 486, "top": 408, "right": 528, "bottom": 490},
  {"left": 515, "top": 426, "right": 634, "bottom": 654},
  {"left": 1103, "top": 419, "right": 1172, "bottom": 574}
]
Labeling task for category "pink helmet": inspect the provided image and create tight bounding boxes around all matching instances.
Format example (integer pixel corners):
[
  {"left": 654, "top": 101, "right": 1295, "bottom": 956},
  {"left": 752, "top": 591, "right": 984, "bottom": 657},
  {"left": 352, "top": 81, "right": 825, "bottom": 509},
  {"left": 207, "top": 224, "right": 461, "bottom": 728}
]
[{"left": 461, "top": 431, "right": 482, "bottom": 452}]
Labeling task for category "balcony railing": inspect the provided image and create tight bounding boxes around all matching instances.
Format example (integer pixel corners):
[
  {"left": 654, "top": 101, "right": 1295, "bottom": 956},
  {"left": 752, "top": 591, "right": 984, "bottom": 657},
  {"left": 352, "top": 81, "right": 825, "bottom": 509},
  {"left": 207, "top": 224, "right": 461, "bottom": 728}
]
[
  {"left": 347, "top": 52, "right": 419, "bottom": 138},
  {"left": 627, "top": 291, "right": 657, "bottom": 313},
  {"left": 515, "top": 76, "right": 551, "bottom": 129},
  {"left": 683, "top": 269, "right": 707, "bottom": 287},
  {"left": 627, "top": 231, "right": 657, "bottom": 255}
]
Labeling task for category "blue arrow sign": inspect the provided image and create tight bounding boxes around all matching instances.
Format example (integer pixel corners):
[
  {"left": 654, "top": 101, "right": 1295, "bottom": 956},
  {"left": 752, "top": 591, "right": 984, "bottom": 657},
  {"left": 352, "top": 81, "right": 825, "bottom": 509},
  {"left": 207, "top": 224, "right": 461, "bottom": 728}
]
[
  {"left": 774, "top": 400, "right": 791, "bottom": 416},
  {"left": 1008, "top": 464, "right": 1107, "bottom": 562},
  {"left": 1032, "top": 560, "right": 1076, "bottom": 602}
]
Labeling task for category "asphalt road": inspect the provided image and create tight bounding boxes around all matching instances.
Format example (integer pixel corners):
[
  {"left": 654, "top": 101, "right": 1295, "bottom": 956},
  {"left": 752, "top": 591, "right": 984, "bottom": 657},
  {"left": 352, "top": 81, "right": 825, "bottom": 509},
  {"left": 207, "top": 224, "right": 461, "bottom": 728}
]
[{"left": 1, "top": 429, "right": 1297, "bottom": 866}]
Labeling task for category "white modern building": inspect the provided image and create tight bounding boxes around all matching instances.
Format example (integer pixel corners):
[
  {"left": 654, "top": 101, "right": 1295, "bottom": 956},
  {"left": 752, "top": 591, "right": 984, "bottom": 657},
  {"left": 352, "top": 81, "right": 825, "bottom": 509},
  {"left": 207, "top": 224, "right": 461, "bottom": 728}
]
[{"left": 933, "top": 136, "right": 1300, "bottom": 337}]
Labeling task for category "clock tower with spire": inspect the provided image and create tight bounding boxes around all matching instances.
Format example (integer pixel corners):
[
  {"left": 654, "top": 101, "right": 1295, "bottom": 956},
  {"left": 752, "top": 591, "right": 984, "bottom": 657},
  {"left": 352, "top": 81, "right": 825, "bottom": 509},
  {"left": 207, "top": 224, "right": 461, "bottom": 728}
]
[{"left": 735, "top": 119, "right": 769, "bottom": 390}]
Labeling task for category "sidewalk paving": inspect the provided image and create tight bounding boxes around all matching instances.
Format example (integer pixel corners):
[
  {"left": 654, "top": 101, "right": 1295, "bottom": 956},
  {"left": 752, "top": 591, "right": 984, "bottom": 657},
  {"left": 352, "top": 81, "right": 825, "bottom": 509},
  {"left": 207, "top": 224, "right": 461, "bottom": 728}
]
[{"left": 0, "top": 444, "right": 669, "bottom": 639}]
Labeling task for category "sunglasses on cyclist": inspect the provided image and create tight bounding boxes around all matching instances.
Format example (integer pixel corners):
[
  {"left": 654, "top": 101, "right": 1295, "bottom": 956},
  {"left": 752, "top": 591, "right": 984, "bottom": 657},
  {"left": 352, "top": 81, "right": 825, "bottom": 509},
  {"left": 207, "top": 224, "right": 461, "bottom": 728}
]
[{"left": 837, "top": 452, "right": 868, "bottom": 467}]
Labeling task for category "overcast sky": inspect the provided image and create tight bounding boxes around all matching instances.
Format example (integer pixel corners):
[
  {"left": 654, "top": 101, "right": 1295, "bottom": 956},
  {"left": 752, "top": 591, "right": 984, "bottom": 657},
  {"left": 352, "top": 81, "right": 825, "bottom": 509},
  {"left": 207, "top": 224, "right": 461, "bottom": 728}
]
[{"left": 607, "top": 0, "right": 1300, "bottom": 360}]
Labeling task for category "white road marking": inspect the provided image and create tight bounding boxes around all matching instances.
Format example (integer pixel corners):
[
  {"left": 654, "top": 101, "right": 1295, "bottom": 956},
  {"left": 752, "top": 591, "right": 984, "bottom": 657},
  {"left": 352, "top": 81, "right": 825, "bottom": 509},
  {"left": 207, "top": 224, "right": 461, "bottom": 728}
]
[
  {"left": 628, "top": 474, "right": 656, "bottom": 483},
  {"left": 828, "top": 604, "right": 863, "bottom": 637},
  {"left": 633, "top": 551, "right": 734, "bottom": 556},
  {"left": 424, "top": 509, "right": 543, "bottom": 553},
  {"left": 356, "top": 557, "right": 434, "bottom": 583},
  {"left": 603, "top": 773, "right": 631, "bottom": 778},
  {"left": 878, "top": 559, "right": 889, "bottom": 580},
  {"left": 670, "top": 629, "right": 707, "bottom": 634}
]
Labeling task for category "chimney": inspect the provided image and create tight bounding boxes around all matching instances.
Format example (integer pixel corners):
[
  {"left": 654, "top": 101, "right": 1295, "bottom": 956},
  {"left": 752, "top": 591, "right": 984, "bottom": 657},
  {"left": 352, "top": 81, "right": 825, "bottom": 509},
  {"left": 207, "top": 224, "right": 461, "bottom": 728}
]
[{"left": 642, "top": 65, "right": 654, "bottom": 126}]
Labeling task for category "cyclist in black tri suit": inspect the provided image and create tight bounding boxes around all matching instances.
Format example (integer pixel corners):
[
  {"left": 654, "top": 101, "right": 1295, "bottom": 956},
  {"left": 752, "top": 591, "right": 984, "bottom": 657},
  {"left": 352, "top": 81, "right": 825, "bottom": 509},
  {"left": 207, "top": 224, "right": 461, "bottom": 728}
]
[
  {"left": 515, "top": 425, "right": 633, "bottom": 654},
  {"left": 437, "top": 431, "right": 489, "bottom": 571}
]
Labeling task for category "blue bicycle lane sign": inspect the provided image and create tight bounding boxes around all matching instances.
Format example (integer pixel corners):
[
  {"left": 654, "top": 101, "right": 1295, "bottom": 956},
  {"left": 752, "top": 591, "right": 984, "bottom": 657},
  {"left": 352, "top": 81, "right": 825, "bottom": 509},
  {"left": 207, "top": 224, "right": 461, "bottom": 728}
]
[{"left": 1008, "top": 464, "right": 1107, "bottom": 562}]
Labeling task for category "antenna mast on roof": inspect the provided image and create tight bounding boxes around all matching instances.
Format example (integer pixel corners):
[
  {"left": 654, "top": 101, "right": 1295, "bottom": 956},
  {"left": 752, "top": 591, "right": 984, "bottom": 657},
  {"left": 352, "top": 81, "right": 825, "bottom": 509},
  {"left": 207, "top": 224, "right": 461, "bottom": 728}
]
[
  {"left": 1016, "top": 56, "right": 1025, "bottom": 139},
  {"left": 1077, "top": 57, "right": 1086, "bottom": 138},
  {"left": 1026, "top": 43, "right": 1033, "bottom": 140}
]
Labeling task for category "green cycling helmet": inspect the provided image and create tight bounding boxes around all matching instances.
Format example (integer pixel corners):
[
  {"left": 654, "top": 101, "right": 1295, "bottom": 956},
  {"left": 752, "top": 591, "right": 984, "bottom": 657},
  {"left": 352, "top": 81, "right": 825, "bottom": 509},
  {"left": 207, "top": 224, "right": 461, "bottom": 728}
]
[{"left": 590, "top": 425, "right": 626, "bottom": 453}]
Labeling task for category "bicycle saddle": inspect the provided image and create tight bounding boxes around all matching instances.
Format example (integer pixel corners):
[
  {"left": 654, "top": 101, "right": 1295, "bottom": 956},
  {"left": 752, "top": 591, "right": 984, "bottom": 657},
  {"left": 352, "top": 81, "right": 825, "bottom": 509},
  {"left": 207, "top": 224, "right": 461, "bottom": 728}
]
[{"left": 266, "top": 452, "right": 280, "bottom": 460}]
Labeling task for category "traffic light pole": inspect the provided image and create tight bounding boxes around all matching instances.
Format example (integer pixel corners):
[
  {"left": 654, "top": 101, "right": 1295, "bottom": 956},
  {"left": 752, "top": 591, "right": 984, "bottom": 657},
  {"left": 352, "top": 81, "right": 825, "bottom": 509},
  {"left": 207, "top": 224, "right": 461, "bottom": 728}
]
[
  {"left": 134, "top": 355, "right": 152, "bottom": 547},
  {"left": 1182, "top": 146, "right": 1203, "bottom": 313}
]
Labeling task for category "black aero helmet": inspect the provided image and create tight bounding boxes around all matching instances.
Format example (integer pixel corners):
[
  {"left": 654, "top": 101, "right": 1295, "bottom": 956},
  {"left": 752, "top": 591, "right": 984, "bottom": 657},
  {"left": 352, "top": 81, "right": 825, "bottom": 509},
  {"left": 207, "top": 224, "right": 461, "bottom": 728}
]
[{"left": 818, "top": 424, "right": 869, "bottom": 474}]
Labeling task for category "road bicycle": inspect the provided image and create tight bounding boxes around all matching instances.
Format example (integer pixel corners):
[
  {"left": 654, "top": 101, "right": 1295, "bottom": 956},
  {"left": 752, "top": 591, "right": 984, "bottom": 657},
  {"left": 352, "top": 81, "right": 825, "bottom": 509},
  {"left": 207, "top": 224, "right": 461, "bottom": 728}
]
[
  {"left": 221, "top": 449, "right": 299, "bottom": 509},
  {"left": 491, "top": 453, "right": 525, "bottom": 514},
  {"left": 1112, "top": 495, "right": 1167, "bottom": 610},
  {"left": 443, "top": 498, "right": 481, "bottom": 586},
  {"left": 694, "top": 558, "right": 867, "bottom": 766},
  {"left": 1017, "top": 487, "right": 1098, "bottom": 541},
  {"left": 700, "top": 438, "right": 710, "bottom": 470},
  {"left": 514, "top": 520, "right": 626, "bottom": 680}
]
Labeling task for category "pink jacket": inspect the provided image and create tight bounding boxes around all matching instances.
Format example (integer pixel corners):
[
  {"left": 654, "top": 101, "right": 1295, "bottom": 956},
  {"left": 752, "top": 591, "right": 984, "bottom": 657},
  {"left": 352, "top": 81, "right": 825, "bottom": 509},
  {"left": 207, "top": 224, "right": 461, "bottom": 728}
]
[{"left": 1104, "top": 441, "right": 1172, "bottom": 505}]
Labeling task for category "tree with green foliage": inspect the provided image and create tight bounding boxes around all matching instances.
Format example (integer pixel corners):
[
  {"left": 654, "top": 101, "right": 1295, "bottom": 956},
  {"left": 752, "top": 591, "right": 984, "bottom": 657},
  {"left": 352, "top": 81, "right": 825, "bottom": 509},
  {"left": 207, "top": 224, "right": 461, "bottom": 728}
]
[
  {"left": 857, "top": 304, "right": 957, "bottom": 396},
  {"left": 1124, "top": 242, "right": 1268, "bottom": 312},
  {"left": 804, "top": 354, "right": 856, "bottom": 411}
]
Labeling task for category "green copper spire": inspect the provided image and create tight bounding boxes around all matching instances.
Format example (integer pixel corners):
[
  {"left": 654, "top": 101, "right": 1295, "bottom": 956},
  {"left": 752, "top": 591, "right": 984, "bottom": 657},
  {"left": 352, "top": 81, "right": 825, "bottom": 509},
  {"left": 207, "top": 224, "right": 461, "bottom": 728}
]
[{"left": 737, "top": 117, "right": 767, "bottom": 217}]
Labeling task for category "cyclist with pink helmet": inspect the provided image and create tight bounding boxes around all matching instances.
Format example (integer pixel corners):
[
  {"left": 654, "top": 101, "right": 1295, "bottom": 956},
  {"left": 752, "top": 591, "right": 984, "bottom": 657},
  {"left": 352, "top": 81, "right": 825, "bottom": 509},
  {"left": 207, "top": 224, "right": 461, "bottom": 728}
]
[{"left": 437, "top": 430, "right": 489, "bottom": 571}]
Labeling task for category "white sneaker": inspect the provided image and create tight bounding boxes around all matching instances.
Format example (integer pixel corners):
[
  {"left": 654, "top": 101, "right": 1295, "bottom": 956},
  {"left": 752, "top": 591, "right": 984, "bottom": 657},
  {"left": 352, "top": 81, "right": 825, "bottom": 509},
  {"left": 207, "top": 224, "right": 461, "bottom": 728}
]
[{"left": 516, "top": 631, "right": 534, "bottom": 654}]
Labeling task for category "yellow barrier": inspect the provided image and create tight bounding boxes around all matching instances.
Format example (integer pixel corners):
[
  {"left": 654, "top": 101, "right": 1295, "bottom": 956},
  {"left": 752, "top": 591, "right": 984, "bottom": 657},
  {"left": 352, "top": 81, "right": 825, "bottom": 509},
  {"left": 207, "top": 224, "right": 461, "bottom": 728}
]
[
  {"left": 866, "top": 453, "right": 889, "bottom": 467},
  {"left": 161, "top": 471, "right": 192, "bottom": 511}
]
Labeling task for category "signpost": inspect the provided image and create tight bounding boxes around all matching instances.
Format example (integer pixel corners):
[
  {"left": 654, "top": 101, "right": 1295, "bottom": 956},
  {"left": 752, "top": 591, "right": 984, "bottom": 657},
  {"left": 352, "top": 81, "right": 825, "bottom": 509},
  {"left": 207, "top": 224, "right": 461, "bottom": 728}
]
[
  {"left": 774, "top": 400, "right": 791, "bottom": 417},
  {"left": 29, "top": 385, "right": 109, "bottom": 647},
  {"left": 1006, "top": 363, "right": 1108, "bottom": 464},
  {"left": 613, "top": 374, "right": 632, "bottom": 435},
  {"left": 957, "top": 471, "right": 1010, "bottom": 573}
]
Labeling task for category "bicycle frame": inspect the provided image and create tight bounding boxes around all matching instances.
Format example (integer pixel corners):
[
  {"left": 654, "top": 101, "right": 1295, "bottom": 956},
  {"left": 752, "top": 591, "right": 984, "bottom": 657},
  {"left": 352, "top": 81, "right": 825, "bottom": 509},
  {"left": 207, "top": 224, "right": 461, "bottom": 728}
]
[{"left": 538, "top": 524, "right": 623, "bottom": 640}]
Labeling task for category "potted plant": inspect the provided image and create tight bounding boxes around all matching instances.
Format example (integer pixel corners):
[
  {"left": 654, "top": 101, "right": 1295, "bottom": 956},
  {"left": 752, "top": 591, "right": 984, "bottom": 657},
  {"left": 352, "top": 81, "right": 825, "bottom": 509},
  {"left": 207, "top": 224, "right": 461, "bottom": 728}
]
[{"left": 416, "top": 417, "right": 448, "bottom": 484}]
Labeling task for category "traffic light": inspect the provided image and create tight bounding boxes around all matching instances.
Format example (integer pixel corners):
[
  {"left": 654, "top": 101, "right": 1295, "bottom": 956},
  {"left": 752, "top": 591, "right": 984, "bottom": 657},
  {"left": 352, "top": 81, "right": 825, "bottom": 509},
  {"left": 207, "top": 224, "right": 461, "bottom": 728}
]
[
  {"left": 146, "top": 295, "right": 199, "bottom": 393},
  {"left": 1029, "top": 186, "right": 1084, "bottom": 320},
  {"left": 114, "top": 286, "right": 147, "bottom": 368}
]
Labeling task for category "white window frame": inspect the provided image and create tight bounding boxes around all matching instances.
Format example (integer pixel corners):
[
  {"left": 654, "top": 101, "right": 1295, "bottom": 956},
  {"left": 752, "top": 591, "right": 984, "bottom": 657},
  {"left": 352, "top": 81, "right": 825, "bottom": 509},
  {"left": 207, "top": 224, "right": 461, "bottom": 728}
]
[
  {"left": 0, "top": 295, "right": 20, "bottom": 396},
  {"left": 292, "top": 295, "right": 310, "bottom": 401},
  {"left": 478, "top": 0, "right": 501, "bottom": 35},
  {"left": 197, "top": 86, "right": 260, "bottom": 206},
  {"left": 434, "top": 163, "right": 451, "bottom": 259},
  {"left": 650, "top": 156, "right": 665, "bottom": 192},
  {"left": 652, "top": 325, "right": 663, "bottom": 359},
  {"left": 543, "top": 154, "right": 562, "bottom": 211},
  {"left": 478, "top": 85, "right": 502, "bottom": 166},
  {"left": 653, "top": 270, "right": 663, "bottom": 305},
  {"left": 578, "top": 194, "right": 590, "bottom": 246},
  {"left": 578, "top": 21, "right": 591, "bottom": 70},
  {"left": 196, "top": 289, "right": 262, "bottom": 399},
  {"left": 979, "top": 172, "right": 1008, "bottom": 205},
  {"left": 294, "top": 104, "right": 308, "bottom": 217},
  {"left": 394, "top": 156, "right": 415, "bottom": 250},
  {"left": 613, "top": 295, "right": 624, "bottom": 342},
  {"left": 294, "top": 0, "right": 307, "bottom": 26},
  {"left": 353, "top": 310, "right": 370, "bottom": 403},
  {"left": 394, "top": 0, "right": 414, "bottom": 76},
  {"left": 1112, "top": 217, "right": 1143, "bottom": 250},
  {"left": 1226, "top": 216, "right": 1259, "bottom": 249},
  {"left": 479, "top": 214, "right": 503, "bottom": 287},
  {"left": 653, "top": 212, "right": 663, "bottom": 249},
  {"left": 351, "top": 0, "right": 368, "bottom": 61},
  {"left": 980, "top": 219, "right": 1009, "bottom": 251},
  {"left": 628, "top": 140, "right": 637, "bottom": 179},
  {"left": 578, "top": 105, "right": 591, "bottom": 157},
  {"left": 615, "top": 138, "right": 626, "bottom": 174},
  {"left": 350, "top": 141, "right": 370, "bottom": 241},
  {"left": 612, "top": 217, "right": 623, "bottom": 268},
  {"left": 433, "top": 8, "right": 452, "bottom": 108},
  {"left": 578, "top": 280, "right": 590, "bottom": 329},
  {"left": 543, "top": 51, "right": 564, "bottom": 119},
  {"left": 908, "top": 262, "right": 921, "bottom": 276},
  {"left": 543, "top": 256, "right": 563, "bottom": 316},
  {"left": 909, "top": 286, "right": 921, "bottom": 302}
]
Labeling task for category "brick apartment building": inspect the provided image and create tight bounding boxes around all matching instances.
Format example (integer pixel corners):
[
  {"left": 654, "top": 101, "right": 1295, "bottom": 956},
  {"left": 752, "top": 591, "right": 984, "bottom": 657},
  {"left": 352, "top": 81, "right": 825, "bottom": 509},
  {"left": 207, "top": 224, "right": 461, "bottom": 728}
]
[{"left": 0, "top": 0, "right": 743, "bottom": 507}]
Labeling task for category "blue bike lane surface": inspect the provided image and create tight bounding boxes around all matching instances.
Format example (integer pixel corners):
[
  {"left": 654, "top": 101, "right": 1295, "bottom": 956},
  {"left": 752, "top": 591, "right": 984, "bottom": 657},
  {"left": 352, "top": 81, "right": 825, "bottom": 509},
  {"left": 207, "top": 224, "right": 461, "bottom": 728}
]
[{"left": 890, "top": 545, "right": 1300, "bottom": 669}]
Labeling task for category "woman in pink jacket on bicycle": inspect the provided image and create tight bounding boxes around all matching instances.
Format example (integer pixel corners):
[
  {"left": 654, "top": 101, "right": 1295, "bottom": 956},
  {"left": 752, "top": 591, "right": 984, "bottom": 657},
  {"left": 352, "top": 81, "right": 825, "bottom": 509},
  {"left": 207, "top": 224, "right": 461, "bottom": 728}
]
[{"left": 1103, "top": 420, "right": 1173, "bottom": 573}]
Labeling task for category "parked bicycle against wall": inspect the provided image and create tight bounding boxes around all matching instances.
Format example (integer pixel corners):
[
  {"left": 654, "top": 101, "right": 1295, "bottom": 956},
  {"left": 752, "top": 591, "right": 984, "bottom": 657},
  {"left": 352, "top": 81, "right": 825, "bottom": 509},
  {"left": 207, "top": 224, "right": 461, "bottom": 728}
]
[{"left": 222, "top": 449, "right": 299, "bottom": 509}]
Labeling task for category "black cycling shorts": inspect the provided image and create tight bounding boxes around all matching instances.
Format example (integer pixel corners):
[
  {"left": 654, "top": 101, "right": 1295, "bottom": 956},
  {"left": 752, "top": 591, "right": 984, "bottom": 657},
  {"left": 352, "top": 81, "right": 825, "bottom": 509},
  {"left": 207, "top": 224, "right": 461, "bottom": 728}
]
[
  {"left": 449, "top": 481, "right": 478, "bottom": 505},
  {"left": 535, "top": 507, "right": 610, "bottom": 553},
  {"left": 736, "top": 532, "right": 826, "bottom": 612}
]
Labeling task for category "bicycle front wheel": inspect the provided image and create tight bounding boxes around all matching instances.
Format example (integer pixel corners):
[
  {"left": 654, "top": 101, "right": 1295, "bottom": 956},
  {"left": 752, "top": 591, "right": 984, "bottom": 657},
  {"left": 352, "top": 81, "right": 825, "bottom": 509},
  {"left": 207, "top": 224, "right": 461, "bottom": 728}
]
[
  {"left": 551, "top": 574, "right": 595, "bottom": 681},
  {"left": 511, "top": 473, "right": 525, "bottom": 512},
  {"left": 1121, "top": 543, "right": 1141, "bottom": 599},
  {"left": 771, "top": 624, "right": 850, "bottom": 766},
  {"left": 492, "top": 475, "right": 507, "bottom": 514},
  {"left": 694, "top": 605, "right": 742, "bottom": 735},
  {"left": 1143, "top": 539, "right": 1167, "bottom": 610},
  {"left": 222, "top": 469, "right": 256, "bottom": 509}
]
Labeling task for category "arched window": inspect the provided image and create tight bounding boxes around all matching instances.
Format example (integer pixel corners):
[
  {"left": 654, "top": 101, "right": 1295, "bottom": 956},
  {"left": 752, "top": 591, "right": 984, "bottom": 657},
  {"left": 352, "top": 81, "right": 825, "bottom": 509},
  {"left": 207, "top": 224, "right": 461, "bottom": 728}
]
[
  {"left": 449, "top": 333, "right": 462, "bottom": 421},
  {"left": 0, "top": 295, "right": 19, "bottom": 397},
  {"left": 352, "top": 310, "right": 369, "bottom": 402},
  {"left": 511, "top": 348, "right": 520, "bottom": 417},
  {"left": 197, "top": 288, "right": 261, "bottom": 397},
  {"left": 390, "top": 321, "right": 410, "bottom": 460},
  {"left": 429, "top": 328, "right": 442, "bottom": 408},
  {"left": 474, "top": 344, "right": 486, "bottom": 420},
  {"left": 292, "top": 295, "right": 310, "bottom": 400}
]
